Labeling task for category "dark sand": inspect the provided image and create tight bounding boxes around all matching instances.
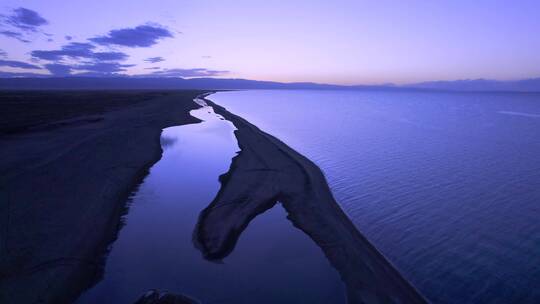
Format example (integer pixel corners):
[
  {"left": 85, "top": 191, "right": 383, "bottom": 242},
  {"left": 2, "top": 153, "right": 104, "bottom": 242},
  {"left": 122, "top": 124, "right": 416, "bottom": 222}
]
[
  {"left": 1, "top": 90, "right": 426, "bottom": 304},
  {"left": 195, "top": 95, "right": 428, "bottom": 303},
  {"left": 0, "top": 90, "right": 205, "bottom": 304}
]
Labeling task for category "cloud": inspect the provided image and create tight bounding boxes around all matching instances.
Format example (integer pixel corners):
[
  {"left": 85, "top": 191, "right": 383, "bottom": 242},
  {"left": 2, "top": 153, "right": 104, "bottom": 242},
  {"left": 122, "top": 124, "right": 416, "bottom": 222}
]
[
  {"left": 89, "top": 24, "right": 173, "bottom": 47},
  {"left": 31, "top": 42, "right": 95, "bottom": 61},
  {"left": 65, "top": 35, "right": 73, "bottom": 40},
  {"left": 0, "top": 71, "right": 46, "bottom": 78},
  {"left": 94, "top": 52, "right": 129, "bottom": 61},
  {"left": 44, "top": 63, "right": 72, "bottom": 76},
  {"left": 0, "top": 30, "right": 30, "bottom": 43},
  {"left": 202, "top": 55, "right": 212, "bottom": 59},
  {"left": 30, "top": 40, "right": 133, "bottom": 77},
  {"left": 76, "top": 62, "right": 134, "bottom": 73},
  {"left": 42, "top": 61, "right": 134, "bottom": 76},
  {"left": 0, "top": 59, "right": 41, "bottom": 69},
  {"left": 145, "top": 56, "right": 164, "bottom": 63},
  {"left": 0, "top": 49, "right": 6, "bottom": 57},
  {"left": 31, "top": 42, "right": 129, "bottom": 62},
  {"left": 4, "top": 7, "right": 48, "bottom": 32},
  {"left": 144, "top": 68, "right": 228, "bottom": 77},
  {"left": 145, "top": 67, "right": 161, "bottom": 70}
]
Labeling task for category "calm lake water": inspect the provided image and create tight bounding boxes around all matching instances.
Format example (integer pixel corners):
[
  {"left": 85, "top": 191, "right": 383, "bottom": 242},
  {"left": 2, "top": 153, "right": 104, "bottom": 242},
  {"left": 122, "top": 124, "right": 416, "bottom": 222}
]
[
  {"left": 76, "top": 99, "right": 344, "bottom": 303},
  {"left": 210, "top": 90, "right": 540, "bottom": 304}
]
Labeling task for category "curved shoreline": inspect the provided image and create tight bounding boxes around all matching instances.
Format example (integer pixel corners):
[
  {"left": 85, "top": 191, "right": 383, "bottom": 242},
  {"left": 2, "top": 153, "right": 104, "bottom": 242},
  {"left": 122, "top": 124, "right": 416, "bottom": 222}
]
[
  {"left": 0, "top": 91, "right": 204, "bottom": 304},
  {"left": 195, "top": 93, "right": 428, "bottom": 303}
]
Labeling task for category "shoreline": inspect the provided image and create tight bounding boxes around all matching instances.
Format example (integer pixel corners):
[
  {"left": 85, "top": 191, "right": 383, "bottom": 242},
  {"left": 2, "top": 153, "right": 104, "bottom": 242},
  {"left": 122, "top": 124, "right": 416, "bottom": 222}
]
[
  {"left": 0, "top": 91, "right": 207, "bottom": 304},
  {"left": 2, "top": 89, "right": 426, "bottom": 303},
  {"left": 196, "top": 93, "right": 428, "bottom": 303}
]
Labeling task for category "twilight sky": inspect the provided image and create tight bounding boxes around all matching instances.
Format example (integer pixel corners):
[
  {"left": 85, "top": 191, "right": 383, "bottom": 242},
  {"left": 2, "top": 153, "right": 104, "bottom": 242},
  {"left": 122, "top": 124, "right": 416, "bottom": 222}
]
[{"left": 0, "top": 0, "right": 539, "bottom": 85}]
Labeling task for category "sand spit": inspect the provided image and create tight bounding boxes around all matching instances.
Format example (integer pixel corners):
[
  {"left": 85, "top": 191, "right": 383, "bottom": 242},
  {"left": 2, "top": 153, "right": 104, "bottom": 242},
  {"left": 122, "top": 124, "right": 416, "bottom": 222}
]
[
  {"left": 194, "top": 94, "right": 428, "bottom": 303},
  {"left": 0, "top": 91, "right": 205, "bottom": 304}
]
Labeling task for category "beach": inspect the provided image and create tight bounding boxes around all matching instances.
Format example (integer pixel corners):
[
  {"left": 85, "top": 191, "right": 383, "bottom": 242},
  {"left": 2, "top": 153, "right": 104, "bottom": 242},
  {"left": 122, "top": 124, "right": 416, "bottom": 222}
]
[{"left": 1, "top": 90, "right": 426, "bottom": 304}]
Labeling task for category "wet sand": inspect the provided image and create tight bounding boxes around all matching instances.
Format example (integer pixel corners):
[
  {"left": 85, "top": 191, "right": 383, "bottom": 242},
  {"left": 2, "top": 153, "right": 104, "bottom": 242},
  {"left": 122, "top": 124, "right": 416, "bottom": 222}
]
[
  {"left": 0, "top": 91, "right": 205, "bottom": 304},
  {"left": 196, "top": 94, "right": 428, "bottom": 303}
]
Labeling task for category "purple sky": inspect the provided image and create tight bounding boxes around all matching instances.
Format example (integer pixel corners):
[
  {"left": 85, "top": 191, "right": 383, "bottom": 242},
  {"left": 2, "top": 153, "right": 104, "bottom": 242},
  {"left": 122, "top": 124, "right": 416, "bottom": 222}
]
[{"left": 1, "top": 0, "right": 539, "bottom": 84}]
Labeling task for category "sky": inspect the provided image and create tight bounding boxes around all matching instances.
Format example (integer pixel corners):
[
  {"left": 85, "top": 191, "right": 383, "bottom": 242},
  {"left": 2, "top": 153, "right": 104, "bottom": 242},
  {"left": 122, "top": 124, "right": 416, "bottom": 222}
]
[{"left": 0, "top": 0, "right": 539, "bottom": 85}]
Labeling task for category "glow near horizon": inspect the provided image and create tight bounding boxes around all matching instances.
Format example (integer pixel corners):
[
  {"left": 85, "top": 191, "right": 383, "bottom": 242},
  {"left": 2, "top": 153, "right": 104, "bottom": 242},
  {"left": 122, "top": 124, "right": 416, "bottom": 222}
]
[{"left": 1, "top": 0, "right": 539, "bottom": 85}]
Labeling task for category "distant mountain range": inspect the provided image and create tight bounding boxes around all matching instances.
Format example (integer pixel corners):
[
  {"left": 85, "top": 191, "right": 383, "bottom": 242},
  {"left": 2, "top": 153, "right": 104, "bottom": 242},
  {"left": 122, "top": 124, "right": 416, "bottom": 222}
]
[
  {"left": 408, "top": 78, "right": 540, "bottom": 92},
  {"left": 0, "top": 76, "right": 539, "bottom": 92},
  {"left": 0, "top": 77, "right": 381, "bottom": 91}
]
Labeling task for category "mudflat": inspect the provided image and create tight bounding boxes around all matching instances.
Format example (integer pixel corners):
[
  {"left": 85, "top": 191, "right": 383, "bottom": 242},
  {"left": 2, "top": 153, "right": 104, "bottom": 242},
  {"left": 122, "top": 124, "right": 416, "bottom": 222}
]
[
  {"left": 0, "top": 90, "right": 205, "bottom": 304},
  {"left": 196, "top": 96, "right": 427, "bottom": 303}
]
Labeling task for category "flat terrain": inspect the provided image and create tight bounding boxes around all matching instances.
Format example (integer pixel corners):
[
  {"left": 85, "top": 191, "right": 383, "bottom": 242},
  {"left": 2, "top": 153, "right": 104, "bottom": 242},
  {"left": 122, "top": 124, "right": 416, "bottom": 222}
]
[
  {"left": 196, "top": 96, "right": 427, "bottom": 303},
  {"left": 0, "top": 90, "right": 205, "bottom": 304},
  {"left": 0, "top": 91, "right": 179, "bottom": 135}
]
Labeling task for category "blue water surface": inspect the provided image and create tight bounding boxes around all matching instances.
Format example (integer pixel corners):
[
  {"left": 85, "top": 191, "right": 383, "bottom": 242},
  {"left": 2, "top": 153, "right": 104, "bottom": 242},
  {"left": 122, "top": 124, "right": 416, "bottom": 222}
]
[
  {"left": 76, "top": 98, "right": 344, "bottom": 304},
  {"left": 210, "top": 90, "right": 540, "bottom": 303}
]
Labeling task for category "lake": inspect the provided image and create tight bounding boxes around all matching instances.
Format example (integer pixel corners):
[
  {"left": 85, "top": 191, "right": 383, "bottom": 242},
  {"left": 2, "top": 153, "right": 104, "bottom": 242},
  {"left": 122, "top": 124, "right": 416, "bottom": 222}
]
[{"left": 209, "top": 89, "right": 540, "bottom": 303}]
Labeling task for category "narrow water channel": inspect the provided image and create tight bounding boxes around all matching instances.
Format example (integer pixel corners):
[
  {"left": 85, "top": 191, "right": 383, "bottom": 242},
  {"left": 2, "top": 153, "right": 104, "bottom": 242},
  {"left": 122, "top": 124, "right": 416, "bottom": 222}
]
[{"left": 76, "top": 97, "right": 345, "bottom": 304}]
